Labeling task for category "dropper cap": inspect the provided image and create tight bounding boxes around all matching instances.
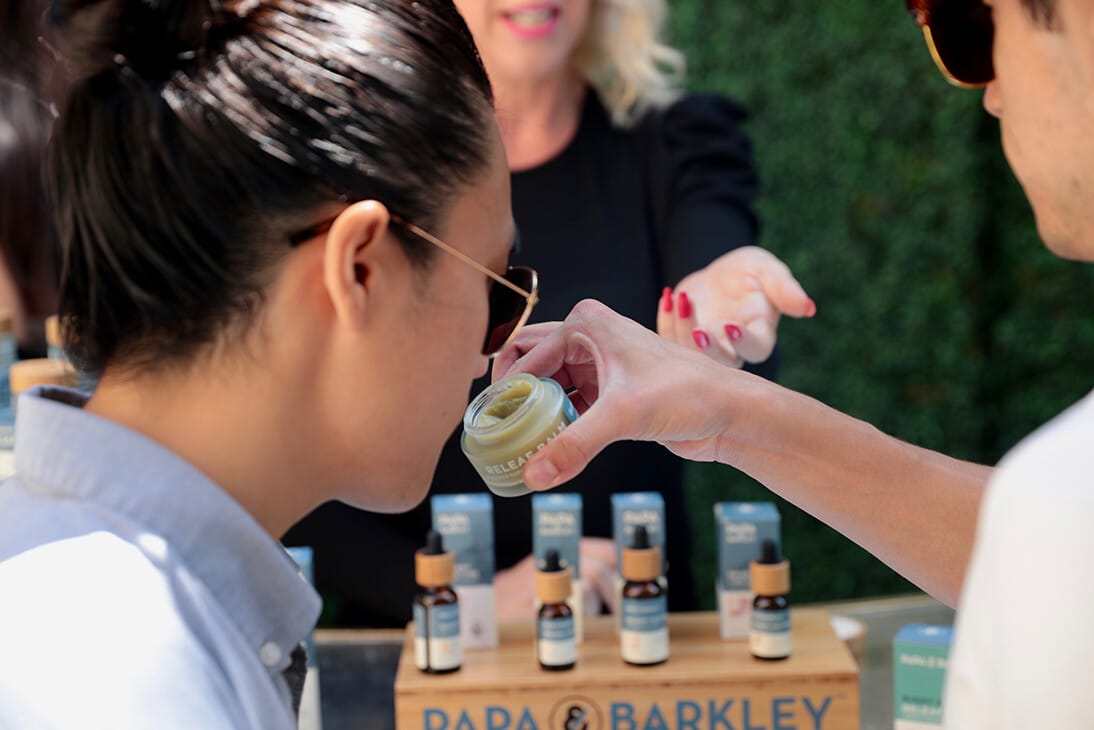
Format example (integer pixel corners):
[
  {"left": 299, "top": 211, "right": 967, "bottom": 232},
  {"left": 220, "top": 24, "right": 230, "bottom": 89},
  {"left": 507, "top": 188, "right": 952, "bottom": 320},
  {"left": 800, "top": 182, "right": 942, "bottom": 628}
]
[
  {"left": 750, "top": 539, "right": 791, "bottom": 596},
  {"left": 536, "top": 549, "right": 573, "bottom": 605},
  {"left": 621, "top": 525, "right": 661, "bottom": 582},
  {"left": 415, "top": 530, "right": 455, "bottom": 588}
]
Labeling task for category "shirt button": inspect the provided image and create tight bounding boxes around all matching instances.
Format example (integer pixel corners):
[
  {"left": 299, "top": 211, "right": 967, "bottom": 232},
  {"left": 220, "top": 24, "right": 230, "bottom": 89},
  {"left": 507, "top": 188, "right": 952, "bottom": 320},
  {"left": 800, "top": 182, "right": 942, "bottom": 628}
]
[{"left": 259, "top": 642, "right": 283, "bottom": 667}]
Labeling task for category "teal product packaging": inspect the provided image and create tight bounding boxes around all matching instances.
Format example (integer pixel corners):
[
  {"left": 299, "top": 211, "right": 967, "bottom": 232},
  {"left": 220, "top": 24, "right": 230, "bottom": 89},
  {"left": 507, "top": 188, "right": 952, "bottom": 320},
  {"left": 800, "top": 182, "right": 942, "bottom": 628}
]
[
  {"left": 611, "top": 492, "right": 666, "bottom": 569},
  {"left": 431, "top": 494, "right": 498, "bottom": 649},
  {"left": 611, "top": 492, "right": 665, "bottom": 628},
  {"left": 0, "top": 407, "right": 13, "bottom": 478},
  {"left": 286, "top": 546, "right": 323, "bottom": 730},
  {"left": 893, "top": 624, "right": 953, "bottom": 729},
  {"left": 532, "top": 493, "right": 583, "bottom": 642},
  {"left": 0, "top": 321, "right": 16, "bottom": 465},
  {"left": 0, "top": 324, "right": 15, "bottom": 414},
  {"left": 714, "top": 502, "right": 781, "bottom": 639}
]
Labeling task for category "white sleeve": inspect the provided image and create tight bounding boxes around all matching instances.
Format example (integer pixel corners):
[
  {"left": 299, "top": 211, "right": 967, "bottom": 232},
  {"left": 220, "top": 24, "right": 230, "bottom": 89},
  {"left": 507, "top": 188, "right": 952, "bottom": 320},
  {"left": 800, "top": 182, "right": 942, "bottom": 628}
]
[
  {"left": 0, "top": 547, "right": 246, "bottom": 730},
  {"left": 945, "top": 426, "right": 1094, "bottom": 729},
  {"left": 0, "top": 635, "right": 244, "bottom": 730}
]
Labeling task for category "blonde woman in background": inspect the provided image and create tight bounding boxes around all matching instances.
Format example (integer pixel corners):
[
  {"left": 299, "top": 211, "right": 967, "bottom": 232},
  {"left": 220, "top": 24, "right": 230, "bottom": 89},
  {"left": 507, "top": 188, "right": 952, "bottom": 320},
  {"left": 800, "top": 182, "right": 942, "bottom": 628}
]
[{"left": 284, "top": 0, "right": 815, "bottom": 625}]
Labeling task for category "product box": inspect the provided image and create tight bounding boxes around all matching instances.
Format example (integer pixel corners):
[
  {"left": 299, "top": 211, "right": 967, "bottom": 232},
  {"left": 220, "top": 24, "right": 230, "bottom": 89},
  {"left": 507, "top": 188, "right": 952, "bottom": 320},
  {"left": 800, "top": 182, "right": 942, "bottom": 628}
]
[
  {"left": 286, "top": 546, "right": 323, "bottom": 730},
  {"left": 893, "top": 624, "right": 953, "bottom": 729},
  {"left": 431, "top": 494, "right": 498, "bottom": 649},
  {"left": 532, "top": 493, "right": 583, "bottom": 643},
  {"left": 714, "top": 502, "right": 781, "bottom": 640}
]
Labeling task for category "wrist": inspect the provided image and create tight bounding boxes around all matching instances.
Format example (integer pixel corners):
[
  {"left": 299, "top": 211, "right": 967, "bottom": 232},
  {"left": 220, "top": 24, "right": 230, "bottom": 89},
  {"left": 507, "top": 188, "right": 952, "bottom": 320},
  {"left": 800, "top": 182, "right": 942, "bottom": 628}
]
[{"left": 711, "top": 369, "right": 783, "bottom": 469}]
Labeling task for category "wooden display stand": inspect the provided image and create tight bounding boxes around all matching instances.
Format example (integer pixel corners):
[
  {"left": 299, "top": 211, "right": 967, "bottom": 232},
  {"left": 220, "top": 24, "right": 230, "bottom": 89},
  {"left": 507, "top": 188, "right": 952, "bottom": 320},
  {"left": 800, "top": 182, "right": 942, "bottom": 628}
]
[{"left": 395, "top": 609, "right": 859, "bottom": 730}]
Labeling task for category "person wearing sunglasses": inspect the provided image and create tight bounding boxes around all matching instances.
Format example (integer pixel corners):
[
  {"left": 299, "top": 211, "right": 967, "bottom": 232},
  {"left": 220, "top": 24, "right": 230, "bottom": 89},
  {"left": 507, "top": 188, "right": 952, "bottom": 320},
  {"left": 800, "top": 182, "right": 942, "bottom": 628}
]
[
  {"left": 0, "top": 0, "right": 538, "bottom": 726},
  {"left": 495, "top": 0, "right": 1092, "bottom": 726},
  {"left": 284, "top": 0, "right": 815, "bottom": 629}
]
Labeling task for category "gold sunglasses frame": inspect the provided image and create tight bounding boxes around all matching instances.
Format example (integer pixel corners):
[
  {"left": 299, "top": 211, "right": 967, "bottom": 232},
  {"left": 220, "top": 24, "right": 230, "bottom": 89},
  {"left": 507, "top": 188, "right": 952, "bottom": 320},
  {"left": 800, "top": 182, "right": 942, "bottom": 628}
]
[
  {"left": 288, "top": 211, "right": 539, "bottom": 357},
  {"left": 907, "top": 0, "right": 992, "bottom": 89}
]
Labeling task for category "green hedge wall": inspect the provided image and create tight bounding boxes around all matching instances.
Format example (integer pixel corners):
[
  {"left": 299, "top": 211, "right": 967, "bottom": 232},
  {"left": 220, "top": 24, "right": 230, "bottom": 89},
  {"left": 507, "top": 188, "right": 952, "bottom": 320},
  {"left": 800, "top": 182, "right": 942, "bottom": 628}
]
[{"left": 671, "top": 2, "right": 1094, "bottom": 606}]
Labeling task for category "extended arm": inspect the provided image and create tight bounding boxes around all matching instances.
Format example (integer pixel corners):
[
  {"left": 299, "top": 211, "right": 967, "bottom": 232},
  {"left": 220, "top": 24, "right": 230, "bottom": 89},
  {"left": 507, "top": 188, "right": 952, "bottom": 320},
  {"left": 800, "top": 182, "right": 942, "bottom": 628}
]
[{"left": 497, "top": 301, "right": 990, "bottom": 606}]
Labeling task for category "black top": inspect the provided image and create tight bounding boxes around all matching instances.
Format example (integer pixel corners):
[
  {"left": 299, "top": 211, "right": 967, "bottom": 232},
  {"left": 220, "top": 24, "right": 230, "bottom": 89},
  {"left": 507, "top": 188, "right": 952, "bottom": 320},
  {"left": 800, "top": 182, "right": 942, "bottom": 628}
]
[{"left": 284, "top": 91, "right": 775, "bottom": 626}]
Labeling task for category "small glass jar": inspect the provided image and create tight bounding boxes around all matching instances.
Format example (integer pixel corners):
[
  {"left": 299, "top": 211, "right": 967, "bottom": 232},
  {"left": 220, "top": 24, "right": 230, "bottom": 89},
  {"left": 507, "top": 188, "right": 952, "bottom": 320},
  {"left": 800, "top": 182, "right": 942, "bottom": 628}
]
[{"left": 461, "top": 374, "right": 578, "bottom": 498}]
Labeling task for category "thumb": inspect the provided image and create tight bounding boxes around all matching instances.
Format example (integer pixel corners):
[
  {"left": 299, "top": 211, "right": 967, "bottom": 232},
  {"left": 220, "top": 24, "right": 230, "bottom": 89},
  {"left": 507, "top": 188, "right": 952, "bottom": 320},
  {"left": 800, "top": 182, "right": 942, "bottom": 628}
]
[
  {"left": 757, "top": 256, "right": 815, "bottom": 319},
  {"left": 523, "top": 405, "right": 619, "bottom": 490},
  {"left": 736, "top": 316, "right": 777, "bottom": 364}
]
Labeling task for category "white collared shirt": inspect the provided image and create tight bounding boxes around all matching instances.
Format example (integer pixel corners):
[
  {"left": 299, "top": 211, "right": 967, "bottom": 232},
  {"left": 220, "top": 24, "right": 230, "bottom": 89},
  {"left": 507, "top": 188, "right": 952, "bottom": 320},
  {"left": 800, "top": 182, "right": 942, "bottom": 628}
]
[{"left": 0, "top": 387, "right": 322, "bottom": 729}]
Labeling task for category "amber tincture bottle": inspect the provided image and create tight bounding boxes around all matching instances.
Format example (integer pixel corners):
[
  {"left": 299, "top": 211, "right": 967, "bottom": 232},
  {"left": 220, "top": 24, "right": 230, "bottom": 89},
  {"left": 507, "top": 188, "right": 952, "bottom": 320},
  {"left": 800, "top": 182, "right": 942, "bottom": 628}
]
[
  {"left": 750, "top": 539, "right": 791, "bottom": 660},
  {"left": 620, "top": 525, "right": 669, "bottom": 666},
  {"left": 536, "top": 549, "right": 576, "bottom": 671},
  {"left": 413, "top": 530, "right": 461, "bottom": 674}
]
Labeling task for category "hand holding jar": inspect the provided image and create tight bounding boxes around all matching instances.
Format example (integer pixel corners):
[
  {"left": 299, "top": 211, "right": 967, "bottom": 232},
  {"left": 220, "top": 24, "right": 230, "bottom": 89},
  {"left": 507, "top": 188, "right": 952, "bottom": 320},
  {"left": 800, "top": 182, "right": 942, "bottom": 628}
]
[
  {"left": 491, "top": 299, "right": 760, "bottom": 490},
  {"left": 494, "top": 299, "right": 989, "bottom": 608}
]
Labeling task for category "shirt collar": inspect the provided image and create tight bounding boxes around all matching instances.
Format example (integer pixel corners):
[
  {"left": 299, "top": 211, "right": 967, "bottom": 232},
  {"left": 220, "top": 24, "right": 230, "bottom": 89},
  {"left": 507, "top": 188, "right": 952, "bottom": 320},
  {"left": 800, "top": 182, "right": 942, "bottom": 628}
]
[{"left": 14, "top": 386, "right": 322, "bottom": 669}]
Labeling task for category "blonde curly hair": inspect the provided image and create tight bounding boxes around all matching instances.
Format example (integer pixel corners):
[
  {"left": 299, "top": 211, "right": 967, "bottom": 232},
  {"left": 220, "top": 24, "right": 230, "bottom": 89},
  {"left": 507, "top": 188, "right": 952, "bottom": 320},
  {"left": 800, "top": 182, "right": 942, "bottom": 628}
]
[{"left": 571, "top": 0, "right": 686, "bottom": 128}]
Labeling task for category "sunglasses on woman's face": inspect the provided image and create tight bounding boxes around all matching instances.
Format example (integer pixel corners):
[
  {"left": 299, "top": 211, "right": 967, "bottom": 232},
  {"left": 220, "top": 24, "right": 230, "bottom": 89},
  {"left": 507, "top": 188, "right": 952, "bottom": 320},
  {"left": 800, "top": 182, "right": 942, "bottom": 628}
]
[
  {"left": 907, "top": 0, "right": 995, "bottom": 88},
  {"left": 289, "top": 214, "right": 538, "bottom": 358}
]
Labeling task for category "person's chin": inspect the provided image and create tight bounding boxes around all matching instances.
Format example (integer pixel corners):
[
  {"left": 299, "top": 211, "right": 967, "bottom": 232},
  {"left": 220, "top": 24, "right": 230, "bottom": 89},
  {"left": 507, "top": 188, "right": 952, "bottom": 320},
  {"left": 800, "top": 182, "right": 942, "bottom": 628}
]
[
  {"left": 500, "top": 50, "right": 566, "bottom": 83},
  {"left": 1042, "top": 238, "right": 1092, "bottom": 262},
  {"left": 1034, "top": 212, "right": 1092, "bottom": 262},
  {"left": 342, "top": 475, "right": 434, "bottom": 514}
]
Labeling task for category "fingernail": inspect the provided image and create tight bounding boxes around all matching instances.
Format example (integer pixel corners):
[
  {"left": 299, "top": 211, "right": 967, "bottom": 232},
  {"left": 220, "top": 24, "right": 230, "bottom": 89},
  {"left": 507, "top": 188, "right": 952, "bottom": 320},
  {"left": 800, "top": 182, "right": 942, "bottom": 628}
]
[
  {"left": 692, "top": 328, "right": 710, "bottom": 349},
  {"left": 525, "top": 457, "right": 560, "bottom": 489},
  {"left": 805, "top": 298, "right": 817, "bottom": 318},
  {"left": 661, "top": 287, "right": 673, "bottom": 313},
  {"left": 725, "top": 324, "right": 742, "bottom": 342},
  {"left": 677, "top": 292, "right": 692, "bottom": 319}
]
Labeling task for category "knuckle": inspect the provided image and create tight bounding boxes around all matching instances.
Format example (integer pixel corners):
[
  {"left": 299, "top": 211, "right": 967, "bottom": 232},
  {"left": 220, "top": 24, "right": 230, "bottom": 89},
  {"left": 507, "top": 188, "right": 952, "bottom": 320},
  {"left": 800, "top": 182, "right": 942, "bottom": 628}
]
[{"left": 571, "top": 298, "right": 609, "bottom": 319}]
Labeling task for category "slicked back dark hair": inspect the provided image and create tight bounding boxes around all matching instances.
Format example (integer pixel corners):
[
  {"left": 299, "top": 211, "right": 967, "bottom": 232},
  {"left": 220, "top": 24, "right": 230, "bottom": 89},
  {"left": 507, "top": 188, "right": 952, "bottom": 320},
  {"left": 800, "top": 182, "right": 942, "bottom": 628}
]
[{"left": 48, "top": 0, "right": 494, "bottom": 376}]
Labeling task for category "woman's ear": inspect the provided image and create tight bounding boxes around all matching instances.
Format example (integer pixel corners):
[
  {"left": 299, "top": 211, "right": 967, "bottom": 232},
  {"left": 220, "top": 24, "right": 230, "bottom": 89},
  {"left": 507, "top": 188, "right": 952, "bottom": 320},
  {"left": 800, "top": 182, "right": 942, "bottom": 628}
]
[{"left": 322, "top": 200, "right": 391, "bottom": 330}]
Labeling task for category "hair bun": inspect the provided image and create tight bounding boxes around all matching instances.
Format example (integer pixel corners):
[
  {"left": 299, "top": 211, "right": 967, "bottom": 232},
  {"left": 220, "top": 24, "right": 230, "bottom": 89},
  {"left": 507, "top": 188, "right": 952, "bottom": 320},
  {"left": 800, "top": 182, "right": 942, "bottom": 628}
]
[{"left": 48, "top": 0, "right": 240, "bottom": 82}]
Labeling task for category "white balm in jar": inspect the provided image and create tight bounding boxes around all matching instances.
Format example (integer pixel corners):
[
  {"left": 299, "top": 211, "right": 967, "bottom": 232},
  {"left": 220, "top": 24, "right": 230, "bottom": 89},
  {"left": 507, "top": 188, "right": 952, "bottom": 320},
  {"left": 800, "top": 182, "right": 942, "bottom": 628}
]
[{"left": 461, "top": 374, "right": 578, "bottom": 498}]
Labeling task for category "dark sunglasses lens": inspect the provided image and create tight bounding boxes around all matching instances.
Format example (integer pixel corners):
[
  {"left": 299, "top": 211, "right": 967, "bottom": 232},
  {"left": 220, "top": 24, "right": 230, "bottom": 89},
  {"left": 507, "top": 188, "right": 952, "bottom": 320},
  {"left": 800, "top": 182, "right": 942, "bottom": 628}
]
[
  {"left": 482, "top": 268, "right": 535, "bottom": 355},
  {"left": 932, "top": 0, "right": 994, "bottom": 84}
]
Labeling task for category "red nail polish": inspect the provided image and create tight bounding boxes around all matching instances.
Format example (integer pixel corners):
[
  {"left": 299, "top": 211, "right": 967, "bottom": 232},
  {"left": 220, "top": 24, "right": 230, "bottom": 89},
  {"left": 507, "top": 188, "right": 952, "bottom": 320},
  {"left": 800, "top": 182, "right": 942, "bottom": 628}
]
[
  {"left": 678, "top": 292, "right": 692, "bottom": 319},
  {"left": 692, "top": 329, "right": 710, "bottom": 349},
  {"left": 725, "top": 324, "right": 742, "bottom": 342},
  {"left": 662, "top": 287, "right": 673, "bottom": 313}
]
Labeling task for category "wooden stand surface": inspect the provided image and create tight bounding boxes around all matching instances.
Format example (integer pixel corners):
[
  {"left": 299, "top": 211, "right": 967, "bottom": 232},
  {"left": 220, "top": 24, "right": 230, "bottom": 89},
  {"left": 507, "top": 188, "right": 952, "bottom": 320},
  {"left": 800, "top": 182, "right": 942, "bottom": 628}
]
[{"left": 395, "top": 609, "right": 859, "bottom": 729}]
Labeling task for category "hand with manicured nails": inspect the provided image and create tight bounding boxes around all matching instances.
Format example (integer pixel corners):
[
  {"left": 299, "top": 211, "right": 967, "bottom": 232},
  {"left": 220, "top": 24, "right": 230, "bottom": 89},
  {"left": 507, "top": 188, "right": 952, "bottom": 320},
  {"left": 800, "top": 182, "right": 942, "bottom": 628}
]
[
  {"left": 493, "top": 300, "right": 765, "bottom": 491},
  {"left": 657, "top": 246, "right": 815, "bottom": 368}
]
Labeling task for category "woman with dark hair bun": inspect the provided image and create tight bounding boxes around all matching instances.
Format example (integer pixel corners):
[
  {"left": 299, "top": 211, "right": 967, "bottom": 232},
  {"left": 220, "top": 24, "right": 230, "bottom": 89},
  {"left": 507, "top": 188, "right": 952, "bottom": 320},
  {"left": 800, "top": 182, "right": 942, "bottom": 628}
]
[{"left": 0, "top": 0, "right": 529, "bottom": 726}]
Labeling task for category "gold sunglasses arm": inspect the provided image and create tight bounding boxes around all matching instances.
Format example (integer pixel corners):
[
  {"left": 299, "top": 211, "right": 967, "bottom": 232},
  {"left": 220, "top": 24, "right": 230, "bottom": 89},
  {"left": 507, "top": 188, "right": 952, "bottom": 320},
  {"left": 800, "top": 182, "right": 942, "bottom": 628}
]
[{"left": 395, "top": 218, "right": 535, "bottom": 300}]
